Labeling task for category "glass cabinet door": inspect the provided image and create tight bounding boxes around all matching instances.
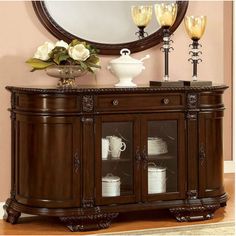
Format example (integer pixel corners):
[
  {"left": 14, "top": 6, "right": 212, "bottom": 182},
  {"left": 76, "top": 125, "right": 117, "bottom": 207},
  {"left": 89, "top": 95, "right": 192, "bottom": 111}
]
[
  {"left": 95, "top": 115, "right": 140, "bottom": 205},
  {"left": 141, "top": 113, "right": 186, "bottom": 201}
]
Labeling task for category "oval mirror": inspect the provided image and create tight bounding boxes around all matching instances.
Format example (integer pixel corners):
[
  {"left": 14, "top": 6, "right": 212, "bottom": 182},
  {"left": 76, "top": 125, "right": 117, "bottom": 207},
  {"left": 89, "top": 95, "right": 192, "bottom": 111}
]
[{"left": 33, "top": 1, "right": 188, "bottom": 55}]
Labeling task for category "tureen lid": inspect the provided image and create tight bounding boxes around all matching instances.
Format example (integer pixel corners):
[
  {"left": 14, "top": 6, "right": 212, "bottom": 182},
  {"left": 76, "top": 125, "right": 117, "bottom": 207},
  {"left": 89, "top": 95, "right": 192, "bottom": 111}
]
[
  {"left": 102, "top": 173, "right": 120, "bottom": 182},
  {"left": 110, "top": 48, "right": 142, "bottom": 64}
]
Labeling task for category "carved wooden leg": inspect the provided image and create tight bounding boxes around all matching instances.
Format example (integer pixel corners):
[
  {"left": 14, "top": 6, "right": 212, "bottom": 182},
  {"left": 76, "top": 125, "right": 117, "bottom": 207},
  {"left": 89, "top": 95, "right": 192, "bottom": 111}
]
[
  {"left": 60, "top": 211, "right": 119, "bottom": 232},
  {"left": 3, "top": 198, "right": 21, "bottom": 224},
  {"left": 169, "top": 203, "right": 220, "bottom": 222}
]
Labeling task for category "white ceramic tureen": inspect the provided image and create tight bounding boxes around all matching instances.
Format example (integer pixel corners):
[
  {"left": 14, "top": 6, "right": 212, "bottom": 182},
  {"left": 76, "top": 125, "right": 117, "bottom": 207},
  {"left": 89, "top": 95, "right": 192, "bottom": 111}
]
[{"left": 107, "top": 48, "right": 150, "bottom": 87}]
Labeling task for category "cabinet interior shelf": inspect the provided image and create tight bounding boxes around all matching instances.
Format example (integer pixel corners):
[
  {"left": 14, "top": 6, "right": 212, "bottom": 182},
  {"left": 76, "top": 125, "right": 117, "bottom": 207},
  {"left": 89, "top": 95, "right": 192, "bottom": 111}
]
[
  {"left": 102, "top": 158, "right": 131, "bottom": 162},
  {"left": 148, "top": 153, "right": 175, "bottom": 160},
  {"left": 102, "top": 153, "right": 174, "bottom": 162}
]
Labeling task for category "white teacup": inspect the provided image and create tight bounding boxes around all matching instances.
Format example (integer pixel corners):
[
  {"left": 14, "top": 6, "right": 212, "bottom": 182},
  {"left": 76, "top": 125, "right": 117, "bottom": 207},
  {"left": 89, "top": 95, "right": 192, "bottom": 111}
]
[
  {"left": 108, "top": 136, "right": 126, "bottom": 159},
  {"left": 102, "top": 138, "right": 111, "bottom": 159}
]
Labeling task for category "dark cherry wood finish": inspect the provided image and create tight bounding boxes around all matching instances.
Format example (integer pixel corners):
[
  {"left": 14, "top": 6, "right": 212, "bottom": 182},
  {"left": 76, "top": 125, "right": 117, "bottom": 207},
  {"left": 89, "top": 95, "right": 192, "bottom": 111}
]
[
  {"left": 4, "top": 85, "right": 228, "bottom": 231},
  {"left": 32, "top": 1, "right": 189, "bottom": 55}
]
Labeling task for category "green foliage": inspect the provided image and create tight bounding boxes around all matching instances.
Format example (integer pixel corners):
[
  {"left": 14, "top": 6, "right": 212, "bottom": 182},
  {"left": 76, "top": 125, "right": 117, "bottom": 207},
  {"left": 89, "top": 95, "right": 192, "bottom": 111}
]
[
  {"left": 49, "top": 47, "right": 70, "bottom": 65},
  {"left": 26, "top": 58, "right": 54, "bottom": 70}
]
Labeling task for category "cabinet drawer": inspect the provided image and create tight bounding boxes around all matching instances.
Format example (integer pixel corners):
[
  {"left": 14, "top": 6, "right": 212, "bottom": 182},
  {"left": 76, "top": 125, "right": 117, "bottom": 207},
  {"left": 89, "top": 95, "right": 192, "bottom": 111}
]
[
  {"left": 15, "top": 94, "right": 81, "bottom": 112},
  {"left": 96, "top": 93, "right": 184, "bottom": 112}
]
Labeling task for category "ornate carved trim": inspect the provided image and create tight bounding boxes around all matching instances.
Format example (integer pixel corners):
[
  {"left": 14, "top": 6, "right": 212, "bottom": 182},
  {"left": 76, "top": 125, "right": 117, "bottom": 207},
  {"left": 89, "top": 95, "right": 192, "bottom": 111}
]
[
  {"left": 73, "top": 152, "right": 80, "bottom": 174},
  {"left": 60, "top": 212, "right": 119, "bottom": 232},
  {"left": 3, "top": 198, "right": 21, "bottom": 224},
  {"left": 81, "top": 117, "right": 93, "bottom": 123},
  {"left": 187, "top": 190, "right": 198, "bottom": 199},
  {"left": 187, "top": 93, "right": 198, "bottom": 109},
  {"left": 82, "top": 199, "right": 95, "bottom": 208},
  {"left": 169, "top": 203, "right": 220, "bottom": 222},
  {"left": 82, "top": 95, "right": 93, "bottom": 112},
  {"left": 199, "top": 144, "right": 206, "bottom": 167},
  {"left": 5, "top": 85, "right": 228, "bottom": 94},
  {"left": 186, "top": 112, "right": 197, "bottom": 120}
]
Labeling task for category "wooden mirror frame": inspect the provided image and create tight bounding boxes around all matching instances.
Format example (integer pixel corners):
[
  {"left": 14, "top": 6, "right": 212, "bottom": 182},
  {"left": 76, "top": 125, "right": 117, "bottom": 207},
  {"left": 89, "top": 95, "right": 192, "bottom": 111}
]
[{"left": 32, "top": 1, "right": 189, "bottom": 55}]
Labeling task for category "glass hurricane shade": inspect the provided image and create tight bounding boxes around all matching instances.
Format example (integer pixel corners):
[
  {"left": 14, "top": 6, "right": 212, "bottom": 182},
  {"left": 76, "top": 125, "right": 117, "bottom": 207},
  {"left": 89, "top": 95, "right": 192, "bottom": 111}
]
[
  {"left": 154, "top": 3, "right": 178, "bottom": 28},
  {"left": 131, "top": 5, "right": 153, "bottom": 27},
  {"left": 184, "top": 16, "right": 207, "bottom": 40}
]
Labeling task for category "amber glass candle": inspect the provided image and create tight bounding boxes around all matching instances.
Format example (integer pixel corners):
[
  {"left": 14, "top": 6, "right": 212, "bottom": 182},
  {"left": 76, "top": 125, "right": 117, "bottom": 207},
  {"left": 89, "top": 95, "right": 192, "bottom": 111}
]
[
  {"left": 184, "top": 16, "right": 207, "bottom": 40},
  {"left": 154, "top": 3, "right": 178, "bottom": 27},
  {"left": 131, "top": 5, "right": 153, "bottom": 27}
]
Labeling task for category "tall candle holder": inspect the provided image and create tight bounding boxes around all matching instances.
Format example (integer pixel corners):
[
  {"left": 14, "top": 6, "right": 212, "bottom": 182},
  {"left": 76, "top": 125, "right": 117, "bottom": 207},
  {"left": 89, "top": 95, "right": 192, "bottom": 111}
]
[
  {"left": 153, "top": 3, "right": 181, "bottom": 86},
  {"left": 131, "top": 6, "right": 152, "bottom": 39},
  {"left": 183, "top": 16, "right": 211, "bottom": 86}
]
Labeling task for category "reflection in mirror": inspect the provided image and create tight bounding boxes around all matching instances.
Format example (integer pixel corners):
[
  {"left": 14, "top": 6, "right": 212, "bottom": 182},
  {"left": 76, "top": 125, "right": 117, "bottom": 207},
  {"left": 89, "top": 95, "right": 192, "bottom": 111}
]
[
  {"left": 131, "top": 5, "right": 153, "bottom": 39},
  {"left": 45, "top": 1, "right": 162, "bottom": 44}
]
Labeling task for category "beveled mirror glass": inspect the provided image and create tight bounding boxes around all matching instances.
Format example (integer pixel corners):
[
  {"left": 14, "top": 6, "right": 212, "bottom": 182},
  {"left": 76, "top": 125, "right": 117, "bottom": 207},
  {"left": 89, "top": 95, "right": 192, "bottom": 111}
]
[{"left": 33, "top": 1, "right": 188, "bottom": 55}]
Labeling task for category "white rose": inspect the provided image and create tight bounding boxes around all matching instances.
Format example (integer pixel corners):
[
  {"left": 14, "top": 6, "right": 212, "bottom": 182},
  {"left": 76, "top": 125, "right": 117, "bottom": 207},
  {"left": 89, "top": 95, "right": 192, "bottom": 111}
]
[
  {"left": 68, "top": 44, "right": 90, "bottom": 61},
  {"left": 55, "top": 40, "right": 69, "bottom": 49},
  {"left": 33, "top": 42, "right": 54, "bottom": 61}
]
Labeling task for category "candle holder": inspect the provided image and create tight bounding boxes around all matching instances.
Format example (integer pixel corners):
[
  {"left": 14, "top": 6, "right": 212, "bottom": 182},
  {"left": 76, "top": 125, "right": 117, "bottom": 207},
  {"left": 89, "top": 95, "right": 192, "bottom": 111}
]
[
  {"left": 183, "top": 16, "right": 212, "bottom": 86},
  {"left": 149, "top": 3, "right": 183, "bottom": 87},
  {"left": 131, "top": 6, "right": 152, "bottom": 39}
]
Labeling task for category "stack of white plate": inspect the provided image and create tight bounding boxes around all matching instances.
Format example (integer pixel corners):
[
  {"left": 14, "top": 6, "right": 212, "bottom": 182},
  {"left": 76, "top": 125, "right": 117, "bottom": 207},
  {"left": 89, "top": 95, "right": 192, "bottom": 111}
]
[{"left": 148, "top": 137, "right": 168, "bottom": 155}]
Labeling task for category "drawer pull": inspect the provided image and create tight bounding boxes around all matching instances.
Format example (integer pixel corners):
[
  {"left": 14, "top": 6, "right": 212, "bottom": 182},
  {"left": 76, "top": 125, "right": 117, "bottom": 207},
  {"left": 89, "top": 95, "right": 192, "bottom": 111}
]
[
  {"left": 112, "top": 99, "right": 119, "bottom": 106},
  {"left": 162, "top": 98, "right": 170, "bottom": 105}
]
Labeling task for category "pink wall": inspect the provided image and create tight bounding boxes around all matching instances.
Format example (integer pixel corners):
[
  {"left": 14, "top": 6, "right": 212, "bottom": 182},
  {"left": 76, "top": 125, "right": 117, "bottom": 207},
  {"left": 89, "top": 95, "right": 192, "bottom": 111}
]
[{"left": 0, "top": 1, "right": 231, "bottom": 201}]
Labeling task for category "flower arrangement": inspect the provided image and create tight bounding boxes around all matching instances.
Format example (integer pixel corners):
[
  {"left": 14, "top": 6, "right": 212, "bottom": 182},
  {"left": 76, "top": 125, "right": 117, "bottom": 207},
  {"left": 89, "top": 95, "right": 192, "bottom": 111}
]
[{"left": 26, "top": 39, "right": 100, "bottom": 73}]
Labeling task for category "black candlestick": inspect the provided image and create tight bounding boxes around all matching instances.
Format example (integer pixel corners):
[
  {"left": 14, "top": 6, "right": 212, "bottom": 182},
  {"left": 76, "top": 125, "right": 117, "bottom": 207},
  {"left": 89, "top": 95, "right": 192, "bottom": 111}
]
[
  {"left": 161, "top": 28, "right": 174, "bottom": 81},
  {"left": 135, "top": 26, "right": 148, "bottom": 39},
  {"left": 188, "top": 39, "right": 202, "bottom": 81}
]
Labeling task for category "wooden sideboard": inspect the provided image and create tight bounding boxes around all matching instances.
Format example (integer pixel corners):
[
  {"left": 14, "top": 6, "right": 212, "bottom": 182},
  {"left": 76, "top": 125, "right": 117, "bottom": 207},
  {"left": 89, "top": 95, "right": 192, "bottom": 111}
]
[{"left": 4, "top": 85, "right": 228, "bottom": 232}]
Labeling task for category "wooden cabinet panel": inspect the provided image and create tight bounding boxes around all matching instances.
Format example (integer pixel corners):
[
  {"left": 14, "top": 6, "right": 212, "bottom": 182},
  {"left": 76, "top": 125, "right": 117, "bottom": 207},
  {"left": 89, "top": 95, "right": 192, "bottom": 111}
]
[
  {"left": 94, "top": 114, "right": 141, "bottom": 205},
  {"left": 198, "top": 111, "right": 225, "bottom": 198},
  {"left": 16, "top": 94, "right": 81, "bottom": 112},
  {"left": 140, "top": 113, "right": 186, "bottom": 201},
  {"left": 15, "top": 115, "right": 81, "bottom": 208},
  {"left": 95, "top": 93, "right": 185, "bottom": 112}
]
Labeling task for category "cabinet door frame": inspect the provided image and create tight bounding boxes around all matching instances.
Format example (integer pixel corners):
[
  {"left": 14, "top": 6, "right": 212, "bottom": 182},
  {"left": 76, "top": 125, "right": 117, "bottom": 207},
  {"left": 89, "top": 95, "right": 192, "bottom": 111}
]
[
  {"left": 95, "top": 114, "right": 141, "bottom": 205},
  {"left": 15, "top": 114, "right": 81, "bottom": 208},
  {"left": 198, "top": 111, "right": 225, "bottom": 198},
  {"left": 141, "top": 112, "right": 186, "bottom": 201}
]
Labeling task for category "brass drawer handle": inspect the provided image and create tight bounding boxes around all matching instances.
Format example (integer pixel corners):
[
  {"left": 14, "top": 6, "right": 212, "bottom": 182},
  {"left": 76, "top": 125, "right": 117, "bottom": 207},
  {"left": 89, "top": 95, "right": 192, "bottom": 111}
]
[
  {"left": 162, "top": 98, "right": 170, "bottom": 105},
  {"left": 112, "top": 99, "right": 119, "bottom": 106}
]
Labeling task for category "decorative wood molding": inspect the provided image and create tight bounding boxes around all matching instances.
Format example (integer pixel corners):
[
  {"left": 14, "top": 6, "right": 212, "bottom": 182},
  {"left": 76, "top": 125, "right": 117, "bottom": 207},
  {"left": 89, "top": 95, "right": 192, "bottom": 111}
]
[
  {"left": 82, "top": 199, "right": 95, "bottom": 208},
  {"left": 81, "top": 117, "right": 93, "bottom": 123},
  {"left": 82, "top": 95, "right": 93, "bottom": 112},
  {"left": 5, "top": 85, "right": 229, "bottom": 95},
  {"left": 199, "top": 144, "right": 206, "bottom": 167},
  {"left": 187, "top": 93, "right": 198, "bottom": 109},
  {"left": 59, "top": 212, "right": 119, "bottom": 232},
  {"left": 187, "top": 190, "right": 198, "bottom": 200},
  {"left": 73, "top": 152, "right": 80, "bottom": 174},
  {"left": 3, "top": 198, "right": 21, "bottom": 224},
  {"left": 186, "top": 112, "right": 197, "bottom": 120},
  {"left": 169, "top": 203, "right": 220, "bottom": 222}
]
